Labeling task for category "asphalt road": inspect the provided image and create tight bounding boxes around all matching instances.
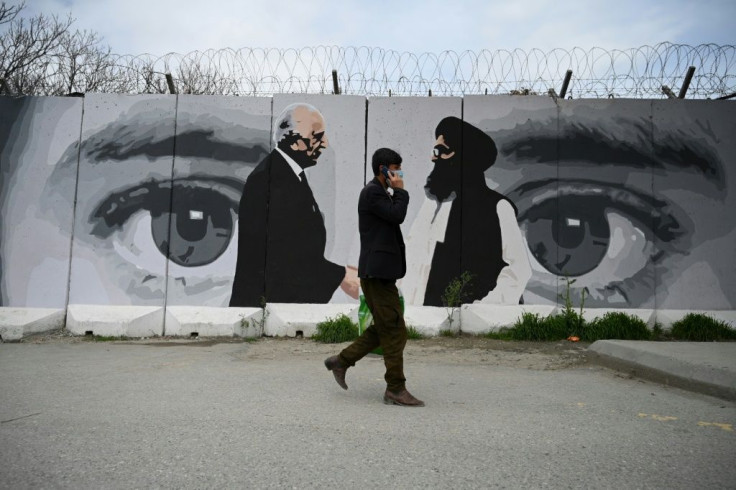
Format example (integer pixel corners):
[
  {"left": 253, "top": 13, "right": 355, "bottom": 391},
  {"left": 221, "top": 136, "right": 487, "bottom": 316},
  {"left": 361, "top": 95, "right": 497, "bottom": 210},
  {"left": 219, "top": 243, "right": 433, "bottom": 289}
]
[{"left": 1, "top": 341, "right": 734, "bottom": 489}]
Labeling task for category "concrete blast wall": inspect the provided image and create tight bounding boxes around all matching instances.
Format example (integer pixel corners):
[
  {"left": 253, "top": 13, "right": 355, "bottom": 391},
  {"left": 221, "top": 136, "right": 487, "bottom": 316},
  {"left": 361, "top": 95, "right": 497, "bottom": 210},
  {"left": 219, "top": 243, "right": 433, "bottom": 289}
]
[{"left": 1, "top": 93, "right": 734, "bottom": 338}]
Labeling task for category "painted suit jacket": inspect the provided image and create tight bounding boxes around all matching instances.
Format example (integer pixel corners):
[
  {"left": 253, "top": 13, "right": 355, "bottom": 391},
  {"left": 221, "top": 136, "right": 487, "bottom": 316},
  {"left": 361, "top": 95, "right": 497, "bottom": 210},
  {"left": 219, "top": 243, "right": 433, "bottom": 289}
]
[{"left": 229, "top": 150, "right": 344, "bottom": 306}]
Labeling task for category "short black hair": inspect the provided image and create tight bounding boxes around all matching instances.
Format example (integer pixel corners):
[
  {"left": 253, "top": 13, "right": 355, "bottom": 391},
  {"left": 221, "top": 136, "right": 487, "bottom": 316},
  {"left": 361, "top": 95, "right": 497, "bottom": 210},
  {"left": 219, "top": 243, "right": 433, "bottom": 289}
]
[{"left": 371, "top": 147, "right": 402, "bottom": 176}]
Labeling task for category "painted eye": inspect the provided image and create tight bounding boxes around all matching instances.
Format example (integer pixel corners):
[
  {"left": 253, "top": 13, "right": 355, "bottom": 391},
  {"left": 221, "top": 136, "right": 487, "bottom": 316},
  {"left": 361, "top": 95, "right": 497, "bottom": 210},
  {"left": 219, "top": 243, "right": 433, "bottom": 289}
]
[
  {"left": 152, "top": 185, "right": 235, "bottom": 267},
  {"left": 515, "top": 182, "right": 689, "bottom": 306},
  {"left": 90, "top": 177, "right": 242, "bottom": 268},
  {"left": 523, "top": 195, "right": 611, "bottom": 277}
]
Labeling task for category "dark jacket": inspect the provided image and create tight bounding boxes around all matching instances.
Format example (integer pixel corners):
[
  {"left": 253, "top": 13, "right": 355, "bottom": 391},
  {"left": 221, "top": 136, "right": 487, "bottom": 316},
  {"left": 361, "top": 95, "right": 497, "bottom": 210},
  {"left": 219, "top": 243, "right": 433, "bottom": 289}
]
[
  {"left": 357, "top": 178, "right": 409, "bottom": 280},
  {"left": 229, "top": 150, "right": 344, "bottom": 306}
]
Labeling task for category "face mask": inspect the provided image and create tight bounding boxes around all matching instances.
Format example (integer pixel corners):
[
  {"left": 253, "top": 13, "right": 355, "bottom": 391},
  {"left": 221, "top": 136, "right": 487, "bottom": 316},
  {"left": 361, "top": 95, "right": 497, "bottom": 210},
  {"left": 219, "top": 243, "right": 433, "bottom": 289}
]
[{"left": 381, "top": 168, "right": 404, "bottom": 180}]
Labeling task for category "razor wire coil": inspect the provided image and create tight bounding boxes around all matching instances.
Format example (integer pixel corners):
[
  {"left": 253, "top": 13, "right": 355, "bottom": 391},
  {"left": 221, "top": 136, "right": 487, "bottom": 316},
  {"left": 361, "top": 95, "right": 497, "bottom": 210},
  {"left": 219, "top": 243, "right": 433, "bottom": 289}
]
[{"left": 6, "top": 43, "right": 736, "bottom": 98}]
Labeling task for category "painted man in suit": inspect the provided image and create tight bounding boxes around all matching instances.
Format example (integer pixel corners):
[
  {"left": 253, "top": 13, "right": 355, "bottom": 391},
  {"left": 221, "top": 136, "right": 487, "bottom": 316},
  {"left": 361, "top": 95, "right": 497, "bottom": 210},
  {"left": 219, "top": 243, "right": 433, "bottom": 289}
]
[
  {"left": 324, "top": 148, "right": 424, "bottom": 407},
  {"left": 403, "top": 116, "right": 531, "bottom": 306},
  {"left": 229, "top": 103, "right": 359, "bottom": 307}
]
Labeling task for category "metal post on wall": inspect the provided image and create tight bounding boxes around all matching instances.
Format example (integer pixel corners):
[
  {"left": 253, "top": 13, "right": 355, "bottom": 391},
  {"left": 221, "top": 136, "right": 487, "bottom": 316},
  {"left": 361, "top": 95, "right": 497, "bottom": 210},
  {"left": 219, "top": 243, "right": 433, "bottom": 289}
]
[
  {"left": 559, "top": 70, "right": 573, "bottom": 99},
  {"left": 165, "top": 73, "right": 177, "bottom": 94},
  {"left": 678, "top": 66, "right": 696, "bottom": 99},
  {"left": 428, "top": 89, "right": 432, "bottom": 97},
  {"left": 661, "top": 85, "right": 677, "bottom": 99},
  {"left": 331, "top": 70, "right": 340, "bottom": 95}
]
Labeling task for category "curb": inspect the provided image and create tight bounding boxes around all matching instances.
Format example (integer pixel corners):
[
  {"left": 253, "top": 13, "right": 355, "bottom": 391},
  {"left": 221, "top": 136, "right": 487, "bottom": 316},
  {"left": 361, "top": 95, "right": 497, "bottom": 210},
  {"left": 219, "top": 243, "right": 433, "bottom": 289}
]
[{"left": 588, "top": 340, "right": 736, "bottom": 401}]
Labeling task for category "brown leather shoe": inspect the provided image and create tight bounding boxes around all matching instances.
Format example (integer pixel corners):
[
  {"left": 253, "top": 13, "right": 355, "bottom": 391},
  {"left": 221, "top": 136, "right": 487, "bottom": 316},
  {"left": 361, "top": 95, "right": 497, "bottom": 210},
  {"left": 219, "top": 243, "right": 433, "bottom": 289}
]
[
  {"left": 383, "top": 389, "right": 425, "bottom": 407},
  {"left": 324, "top": 356, "right": 348, "bottom": 390}
]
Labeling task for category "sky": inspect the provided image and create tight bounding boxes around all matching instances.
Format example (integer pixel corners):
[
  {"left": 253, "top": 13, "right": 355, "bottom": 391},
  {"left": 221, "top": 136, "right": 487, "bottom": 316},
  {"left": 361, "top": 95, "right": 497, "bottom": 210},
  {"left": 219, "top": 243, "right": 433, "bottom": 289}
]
[{"left": 16, "top": 0, "right": 736, "bottom": 55}]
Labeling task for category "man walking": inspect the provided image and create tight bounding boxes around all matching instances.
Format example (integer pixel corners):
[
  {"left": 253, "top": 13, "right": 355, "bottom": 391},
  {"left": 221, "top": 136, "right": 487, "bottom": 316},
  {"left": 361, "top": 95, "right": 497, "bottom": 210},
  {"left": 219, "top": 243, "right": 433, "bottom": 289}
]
[{"left": 324, "top": 148, "right": 424, "bottom": 407}]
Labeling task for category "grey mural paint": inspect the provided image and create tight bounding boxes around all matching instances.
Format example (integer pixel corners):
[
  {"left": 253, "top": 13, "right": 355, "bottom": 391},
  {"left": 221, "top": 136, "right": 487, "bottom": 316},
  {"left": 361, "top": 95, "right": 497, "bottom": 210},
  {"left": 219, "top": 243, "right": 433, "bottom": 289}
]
[
  {"left": 2, "top": 94, "right": 734, "bottom": 311},
  {"left": 272, "top": 94, "right": 366, "bottom": 304},
  {"left": 553, "top": 99, "right": 657, "bottom": 308},
  {"left": 421, "top": 116, "right": 532, "bottom": 307},
  {"left": 67, "top": 93, "right": 177, "bottom": 306},
  {"left": 229, "top": 96, "right": 364, "bottom": 306},
  {"left": 165, "top": 95, "right": 271, "bottom": 307},
  {"left": 652, "top": 100, "right": 736, "bottom": 310},
  {"left": 0, "top": 96, "right": 83, "bottom": 307},
  {"left": 464, "top": 95, "right": 560, "bottom": 306},
  {"left": 365, "top": 97, "right": 463, "bottom": 305},
  {"left": 466, "top": 95, "right": 736, "bottom": 309}
]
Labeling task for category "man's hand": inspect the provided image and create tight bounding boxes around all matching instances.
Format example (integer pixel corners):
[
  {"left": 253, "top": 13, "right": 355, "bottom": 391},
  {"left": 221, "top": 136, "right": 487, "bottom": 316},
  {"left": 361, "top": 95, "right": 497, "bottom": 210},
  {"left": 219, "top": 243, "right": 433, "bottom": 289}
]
[
  {"left": 387, "top": 171, "right": 404, "bottom": 189},
  {"left": 340, "top": 265, "right": 360, "bottom": 299}
]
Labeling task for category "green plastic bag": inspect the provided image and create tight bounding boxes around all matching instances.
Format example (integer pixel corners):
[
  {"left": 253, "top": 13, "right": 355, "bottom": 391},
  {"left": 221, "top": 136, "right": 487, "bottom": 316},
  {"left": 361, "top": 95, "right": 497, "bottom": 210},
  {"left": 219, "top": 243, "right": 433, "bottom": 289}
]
[{"left": 358, "top": 288, "right": 405, "bottom": 356}]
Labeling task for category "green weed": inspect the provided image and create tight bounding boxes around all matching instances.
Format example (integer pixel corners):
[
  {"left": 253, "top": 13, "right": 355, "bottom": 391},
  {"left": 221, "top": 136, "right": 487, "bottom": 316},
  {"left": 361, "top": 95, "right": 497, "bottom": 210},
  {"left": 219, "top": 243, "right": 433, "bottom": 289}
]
[
  {"left": 406, "top": 325, "right": 425, "bottom": 339},
  {"left": 312, "top": 314, "right": 359, "bottom": 343},
  {"left": 670, "top": 313, "right": 736, "bottom": 341},
  {"left": 582, "top": 312, "right": 651, "bottom": 342}
]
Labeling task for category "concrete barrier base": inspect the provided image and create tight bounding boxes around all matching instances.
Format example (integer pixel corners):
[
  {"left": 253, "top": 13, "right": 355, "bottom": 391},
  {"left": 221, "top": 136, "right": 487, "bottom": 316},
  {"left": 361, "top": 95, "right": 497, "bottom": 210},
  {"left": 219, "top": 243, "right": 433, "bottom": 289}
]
[
  {"left": 164, "top": 306, "right": 262, "bottom": 338},
  {"left": 0, "top": 308, "right": 66, "bottom": 342},
  {"left": 404, "top": 306, "right": 458, "bottom": 336},
  {"left": 264, "top": 303, "right": 358, "bottom": 337},
  {"left": 460, "top": 304, "right": 557, "bottom": 334},
  {"left": 66, "top": 305, "right": 164, "bottom": 338}
]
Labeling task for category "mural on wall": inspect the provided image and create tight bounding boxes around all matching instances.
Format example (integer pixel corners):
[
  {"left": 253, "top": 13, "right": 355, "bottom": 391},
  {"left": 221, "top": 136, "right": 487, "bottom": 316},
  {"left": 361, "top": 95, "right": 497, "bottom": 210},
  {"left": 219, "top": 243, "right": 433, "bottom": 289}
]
[
  {"left": 402, "top": 116, "right": 532, "bottom": 306},
  {"left": 67, "top": 94, "right": 177, "bottom": 306},
  {"left": 164, "top": 95, "right": 271, "bottom": 307},
  {"left": 229, "top": 102, "right": 360, "bottom": 306},
  {"left": 0, "top": 94, "right": 733, "bottom": 311},
  {"left": 0, "top": 97, "right": 82, "bottom": 308},
  {"left": 650, "top": 100, "right": 736, "bottom": 310},
  {"left": 466, "top": 96, "right": 736, "bottom": 310}
]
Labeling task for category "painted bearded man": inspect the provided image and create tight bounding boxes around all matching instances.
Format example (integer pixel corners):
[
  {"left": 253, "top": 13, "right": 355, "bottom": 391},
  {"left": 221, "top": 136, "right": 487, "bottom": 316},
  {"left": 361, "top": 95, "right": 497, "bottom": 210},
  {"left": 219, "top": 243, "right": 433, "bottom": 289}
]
[{"left": 402, "top": 117, "right": 531, "bottom": 306}]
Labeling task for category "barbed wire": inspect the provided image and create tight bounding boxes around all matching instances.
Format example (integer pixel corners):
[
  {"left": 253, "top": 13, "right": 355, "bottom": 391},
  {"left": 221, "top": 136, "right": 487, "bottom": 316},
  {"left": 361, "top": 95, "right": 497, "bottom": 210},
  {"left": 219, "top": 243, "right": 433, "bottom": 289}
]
[{"left": 8, "top": 43, "right": 736, "bottom": 98}]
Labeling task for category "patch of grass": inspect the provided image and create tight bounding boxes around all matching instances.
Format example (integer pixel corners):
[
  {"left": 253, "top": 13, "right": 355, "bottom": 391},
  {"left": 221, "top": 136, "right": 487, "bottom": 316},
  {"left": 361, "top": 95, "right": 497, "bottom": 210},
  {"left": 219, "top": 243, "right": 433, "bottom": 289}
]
[
  {"left": 406, "top": 325, "right": 425, "bottom": 339},
  {"left": 670, "top": 313, "right": 736, "bottom": 341},
  {"left": 484, "top": 328, "right": 514, "bottom": 340},
  {"left": 507, "top": 312, "right": 573, "bottom": 341},
  {"left": 312, "top": 314, "right": 359, "bottom": 343},
  {"left": 582, "top": 312, "right": 650, "bottom": 342},
  {"left": 439, "top": 329, "right": 457, "bottom": 338},
  {"left": 651, "top": 322, "right": 667, "bottom": 340}
]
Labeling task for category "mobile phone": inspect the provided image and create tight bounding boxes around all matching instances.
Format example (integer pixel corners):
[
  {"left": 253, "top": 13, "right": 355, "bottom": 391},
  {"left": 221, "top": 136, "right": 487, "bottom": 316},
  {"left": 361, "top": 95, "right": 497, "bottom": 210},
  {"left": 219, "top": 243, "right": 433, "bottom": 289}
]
[{"left": 381, "top": 166, "right": 393, "bottom": 179}]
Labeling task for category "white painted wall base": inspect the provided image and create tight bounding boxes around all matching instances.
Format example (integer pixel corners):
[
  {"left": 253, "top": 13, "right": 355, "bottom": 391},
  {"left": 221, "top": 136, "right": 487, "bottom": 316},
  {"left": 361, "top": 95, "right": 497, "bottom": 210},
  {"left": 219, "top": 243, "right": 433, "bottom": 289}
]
[
  {"left": 0, "top": 308, "right": 66, "bottom": 341},
  {"left": 4, "top": 305, "right": 733, "bottom": 340},
  {"left": 460, "top": 304, "right": 558, "bottom": 334},
  {"left": 164, "top": 306, "right": 262, "bottom": 338},
  {"left": 264, "top": 303, "right": 358, "bottom": 337},
  {"left": 66, "top": 305, "right": 164, "bottom": 338},
  {"left": 404, "top": 305, "right": 458, "bottom": 336}
]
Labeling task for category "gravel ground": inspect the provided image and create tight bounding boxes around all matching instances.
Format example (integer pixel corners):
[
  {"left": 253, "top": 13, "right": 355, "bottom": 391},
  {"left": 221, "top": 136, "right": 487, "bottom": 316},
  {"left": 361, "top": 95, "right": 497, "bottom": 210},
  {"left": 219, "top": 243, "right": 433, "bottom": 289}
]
[{"left": 18, "top": 329, "right": 591, "bottom": 370}]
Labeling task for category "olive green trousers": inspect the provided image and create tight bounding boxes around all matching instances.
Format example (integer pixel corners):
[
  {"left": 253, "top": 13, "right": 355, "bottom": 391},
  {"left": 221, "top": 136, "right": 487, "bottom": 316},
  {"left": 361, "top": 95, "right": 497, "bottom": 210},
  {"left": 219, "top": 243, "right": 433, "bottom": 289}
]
[{"left": 339, "top": 278, "right": 408, "bottom": 393}]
